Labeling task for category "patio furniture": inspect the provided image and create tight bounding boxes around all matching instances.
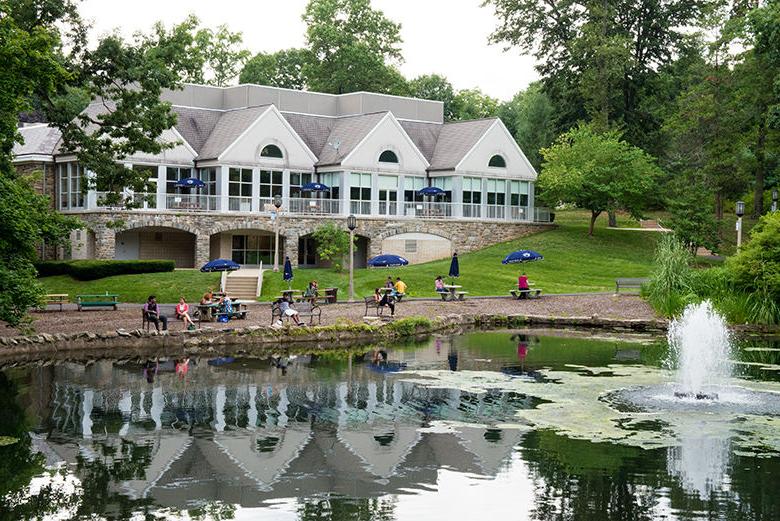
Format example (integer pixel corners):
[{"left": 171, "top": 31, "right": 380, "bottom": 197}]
[
  {"left": 76, "top": 293, "right": 119, "bottom": 311},
  {"left": 615, "top": 278, "right": 648, "bottom": 293},
  {"left": 440, "top": 285, "right": 465, "bottom": 301},
  {"left": 43, "top": 294, "right": 69, "bottom": 311},
  {"left": 271, "top": 301, "right": 321, "bottom": 325},
  {"left": 510, "top": 289, "right": 543, "bottom": 299}
]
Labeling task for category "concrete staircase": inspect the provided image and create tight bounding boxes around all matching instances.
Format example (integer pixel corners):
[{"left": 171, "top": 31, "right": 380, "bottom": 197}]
[{"left": 224, "top": 269, "right": 263, "bottom": 301}]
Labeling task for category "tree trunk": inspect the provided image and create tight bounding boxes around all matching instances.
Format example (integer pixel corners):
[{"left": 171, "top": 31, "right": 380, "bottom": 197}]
[
  {"left": 715, "top": 192, "right": 723, "bottom": 220},
  {"left": 608, "top": 210, "right": 617, "bottom": 228},
  {"left": 589, "top": 210, "right": 601, "bottom": 236},
  {"left": 753, "top": 118, "right": 767, "bottom": 218}
]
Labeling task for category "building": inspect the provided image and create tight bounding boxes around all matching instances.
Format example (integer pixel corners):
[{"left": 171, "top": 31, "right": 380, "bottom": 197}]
[{"left": 14, "top": 83, "right": 551, "bottom": 269}]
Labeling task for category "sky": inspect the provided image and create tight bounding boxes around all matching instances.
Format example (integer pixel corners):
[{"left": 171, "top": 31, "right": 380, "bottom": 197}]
[{"left": 79, "top": 0, "right": 539, "bottom": 101}]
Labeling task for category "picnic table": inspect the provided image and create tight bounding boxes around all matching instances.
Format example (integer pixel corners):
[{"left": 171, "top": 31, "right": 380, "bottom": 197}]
[
  {"left": 76, "top": 292, "right": 119, "bottom": 311},
  {"left": 440, "top": 285, "right": 468, "bottom": 301},
  {"left": 197, "top": 302, "right": 248, "bottom": 322},
  {"left": 44, "top": 293, "right": 69, "bottom": 311}
]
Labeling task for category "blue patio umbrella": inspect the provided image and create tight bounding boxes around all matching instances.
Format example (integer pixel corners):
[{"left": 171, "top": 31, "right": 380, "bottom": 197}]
[
  {"left": 502, "top": 250, "right": 544, "bottom": 264},
  {"left": 175, "top": 177, "right": 205, "bottom": 188},
  {"left": 283, "top": 256, "right": 294, "bottom": 289},
  {"left": 200, "top": 259, "right": 241, "bottom": 272},
  {"left": 448, "top": 253, "right": 460, "bottom": 279},
  {"left": 417, "top": 186, "right": 445, "bottom": 197},
  {"left": 367, "top": 254, "right": 409, "bottom": 268},
  {"left": 301, "top": 182, "right": 330, "bottom": 192}
]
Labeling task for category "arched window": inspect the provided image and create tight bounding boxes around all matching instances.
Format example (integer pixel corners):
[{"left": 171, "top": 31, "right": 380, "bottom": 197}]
[
  {"left": 489, "top": 154, "right": 506, "bottom": 168},
  {"left": 378, "top": 150, "right": 399, "bottom": 163},
  {"left": 260, "top": 144, "right": 283, "bottom": 158}
]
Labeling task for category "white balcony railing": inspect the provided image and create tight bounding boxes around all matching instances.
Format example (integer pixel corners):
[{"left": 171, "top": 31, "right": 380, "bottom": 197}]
[{"left": 88, "top": 191, "right": 553, "bottom": 223}]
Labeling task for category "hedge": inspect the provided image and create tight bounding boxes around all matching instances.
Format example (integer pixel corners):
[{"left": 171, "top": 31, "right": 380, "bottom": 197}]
[{"left": 35, "top": 260, "right": 175, "bottom": 281}]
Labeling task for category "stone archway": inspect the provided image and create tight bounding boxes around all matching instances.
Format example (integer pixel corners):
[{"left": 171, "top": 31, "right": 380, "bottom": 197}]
[{"left": 379, "top": 231, "right": 452, "bottom": 264}]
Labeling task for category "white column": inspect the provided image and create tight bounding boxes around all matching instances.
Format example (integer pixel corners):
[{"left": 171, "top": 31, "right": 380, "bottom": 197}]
[
  {"left": 342, "top": 171, "right": 351, "bottom": 216},
  {"left": 528, "top": 181, "right": 535, "bottom": 222},
  {"left": 504, "top": 178, "right": 511, "bottom": 221},
  {"left": 251, "top": 168, "right": 260, "bottom": 212},
  {"left": 370, "top": 172, "right": 379, "bottom": 216},
  {"left": 219, "top": 166, "right": 230, "bottom": 212},
  {"left": 157, "top": 165, "right": 166, "bottom": 210},
  {"left": 481, "top": 177, "right": 488, "bottom": 220},
  {"left": 85, "top": 169, "right": 97, "bottom": 209},
  {"left": 282, "top": 169, "right": 291, "bottom": 205},
  {"left": 396, "top": 174, "right": 405, "bottom": 217},
  {"left": 452, "top": 176, "right": 464, "bottom": 219}
]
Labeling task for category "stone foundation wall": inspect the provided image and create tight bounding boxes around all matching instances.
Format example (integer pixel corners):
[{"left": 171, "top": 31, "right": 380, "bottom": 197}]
[{"left": 70, "top": 210, "right": 556, "bottom": 266}]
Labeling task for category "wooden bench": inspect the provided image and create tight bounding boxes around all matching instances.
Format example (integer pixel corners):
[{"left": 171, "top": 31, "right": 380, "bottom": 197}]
[
  {"left": 271, "top": 301, "right": 321, "bottom": 325},
  {"left": 364, "top": 296, "right": 396, "bottom": 316},
  {"left": 76, "top": 293, "right": 119, "bottom": 311},
  {"left": 510, "top": 289, "right": 543, "bottom": 299},
  {"left": 44, "top": 294, "right": 69, "bottom": 311},
  {"left": 615, "top": 278, "right": 648, "bottom": 293}
]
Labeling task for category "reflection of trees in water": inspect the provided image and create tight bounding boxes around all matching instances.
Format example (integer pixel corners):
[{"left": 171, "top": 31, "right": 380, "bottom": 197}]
[
  {"left": 520, "top": 429, "right": 780, "bottom": 520},
  {"left": 297, "top": 495, "right": 397, "bottom": 521}
]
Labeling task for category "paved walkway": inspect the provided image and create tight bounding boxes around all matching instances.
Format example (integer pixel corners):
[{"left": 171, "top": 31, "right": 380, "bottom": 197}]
[{"left": 4, "top": 294, "right": 657, "bottom": 337}]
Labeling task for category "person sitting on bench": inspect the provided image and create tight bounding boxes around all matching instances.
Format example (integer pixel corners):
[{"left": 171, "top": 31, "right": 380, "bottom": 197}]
[
  {"left": 374, "top": 287, "right": 395, "bottom": 316},
  {"left": 279, "top": 295, "right": 302, "bottom": 326},
  {"left": 517, "top": 273, "right": 530, "bottom": 298},
  {"left": 394, "top": 277, "right": 407, "bottom": 300},
  {"left": 175, "top": 296, "right": 196, "bottom": 330},
  {"left": 435, "top": 276, "right": 447, "bottom": 294},
  {"left": 144, "top": 295, "right": 168, "bottom": 332}
]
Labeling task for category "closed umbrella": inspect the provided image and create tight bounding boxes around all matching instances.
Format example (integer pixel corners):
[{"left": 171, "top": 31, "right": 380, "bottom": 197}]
[
  {"left": 448, "top": 253, "right": 459, "bottom": 281},
  {"left": 367, "top": 254, "right": 409, "bottom": 268},
  {"left": 200, "top": 259, "right": 241, "bottom": 272},
  {"left": 501, "top": 250, "right": 544, "bottom": 264},
  {"left": 283, "top": 256, "right": 294, "bottom": 289}
]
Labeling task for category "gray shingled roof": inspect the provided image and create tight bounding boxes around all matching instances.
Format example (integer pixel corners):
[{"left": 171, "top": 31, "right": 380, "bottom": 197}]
[
  {"left": 399, "top": 120, "right": 441, "bottom": 163},
  {"left": 316, "top": 112, "right": 387, "bottom": 166},
  {"left": 196, "top": 105, "right": 271, "bottom": 160},
  {"left": 282, "top": 112, "right": 335, "bottom": 157},
  {"left": 428, "top": 118, "right": 497, "bottom": 171},
  {"left": 172, "top": 106, "right": 222, "bottom": 154},
  {"left": 13, "top": 124, "right": 62, "bottom": 157}
]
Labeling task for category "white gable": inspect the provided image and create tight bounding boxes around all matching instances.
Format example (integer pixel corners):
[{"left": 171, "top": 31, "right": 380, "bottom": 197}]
[
  {"left": 456, "top": 120, "right": 537, "bottom": 180},
  {"left": 126, "top": 127, "right": 196, "bottom": 165},
  {"left": 220, "top": 106, "right": 317, "bottom": 170},
  {"left": 341, "top": 113, "right": 429, "bottom": 174}
]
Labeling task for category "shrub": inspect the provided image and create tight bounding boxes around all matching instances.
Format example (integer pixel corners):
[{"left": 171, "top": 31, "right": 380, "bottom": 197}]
[
  {"left": 644, "top": 234, "right": 695, "bottom": 317},
  {"left": 311, "top": 222, "right": 353, "bottom": 271},
  {"left": 35, "top": 259, "right": 175, "bottom": 281},
  {"left": 726, "top": 212, "right": 780, "bottom": 301}
]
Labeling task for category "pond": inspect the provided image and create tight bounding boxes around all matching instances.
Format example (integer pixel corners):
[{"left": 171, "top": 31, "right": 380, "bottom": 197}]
[{"left": 1, "top": 328, "right": 780, "bottom": 520}]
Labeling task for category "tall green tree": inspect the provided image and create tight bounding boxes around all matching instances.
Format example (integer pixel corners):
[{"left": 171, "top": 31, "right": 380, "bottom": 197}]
[
  {"left": 302, "top": 0, "right": 407, "bottom": 94},
  {"left": 239, "top": 48, "right": 311, "bottom": 90},
  {"left": 539, "top": 124, "right": 660, "bottom": 235},
  {"left": 498, "top": 83, "right": 557, "bottom": 170},
  {"left": 451, "top": 88, "right": 499, "bottom": 121},
  {"left": 193, "top": 23, "right": 250, "bottom": 86},
  {"left": 408, "top": 74, "right": 456, "bottom": 120}
]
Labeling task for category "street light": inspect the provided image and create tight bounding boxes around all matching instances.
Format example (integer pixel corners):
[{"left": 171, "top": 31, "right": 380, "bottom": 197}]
[
  {"left": 272, "top": 194, "right": 282, "bottom": 272},
  {"left": 347, "top": 214, "right": 357, "bottom": 302},
  {"left": 772, "top": 189, "right": 778, "bottom": 212},
  {"left": 735, "top": 200, "right": 745, "bottom": 249}
]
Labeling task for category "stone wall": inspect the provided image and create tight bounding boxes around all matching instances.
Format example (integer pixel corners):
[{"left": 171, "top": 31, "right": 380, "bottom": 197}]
[{"left": 71, "top": 210, "right": 555, "bottom": 266}]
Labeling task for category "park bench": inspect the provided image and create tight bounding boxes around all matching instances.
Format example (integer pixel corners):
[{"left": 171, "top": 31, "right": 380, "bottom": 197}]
[
  {"left": 271, "top": 301, "right": 321, "bottom": 325},
  {"left": 76, "top": 292, "right": 119, "bottom": 311},
  {"left": 215, "top": 304, "right": 249, "bottom": 321},
  {"left": 43, "top": 293, "right": 69, "bottom": 311},
  {"left": 510, "top": 289, "right": 543, "bottom": 299},
  {"left": 615, "top": 278, "right": 649, "bottom": 294},
  {"left": 364, "top": 296, "right": 396, "bottom": 316},
  {"left": 439, "top": 291, "right": 468, "bottom": 301}
]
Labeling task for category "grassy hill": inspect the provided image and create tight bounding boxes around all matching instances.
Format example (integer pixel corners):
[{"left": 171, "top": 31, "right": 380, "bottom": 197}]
[{"left": 37, "top": 211, "right": 660, "bottom": 303}]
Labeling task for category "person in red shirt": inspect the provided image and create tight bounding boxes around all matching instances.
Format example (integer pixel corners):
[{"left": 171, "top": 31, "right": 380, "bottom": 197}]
[{"left": 518, "top": 273, "right": 530, "bottom": 290}]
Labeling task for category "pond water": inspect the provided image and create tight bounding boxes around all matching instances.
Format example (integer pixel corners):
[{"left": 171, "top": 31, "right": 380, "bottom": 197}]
[{"left": 2, "top": 329, "right": 780, "bottom": 520}]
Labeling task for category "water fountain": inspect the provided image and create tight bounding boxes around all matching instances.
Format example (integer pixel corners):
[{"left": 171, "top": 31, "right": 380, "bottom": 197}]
[{"left": 666, "top": 301, "right": 732, "bottom": 400}]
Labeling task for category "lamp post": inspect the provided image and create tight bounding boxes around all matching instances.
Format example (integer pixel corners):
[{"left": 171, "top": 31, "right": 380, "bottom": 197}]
[
  {"left": 772, "top": 189, "right": 778, "bottom": 213},
  {"left": 347, "top": 214, "right": 357, "bottom": 302},
  {"left": 273, "top": 194, "right": 282, "bottom": 272},
  {"left": 735, "top": 200, "right": 745, "bottom": 249}
]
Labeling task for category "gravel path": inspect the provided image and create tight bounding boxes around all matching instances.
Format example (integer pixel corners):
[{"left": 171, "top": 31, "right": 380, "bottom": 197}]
[{"left": 3, "top": 294, "right": 657, "bottom": 337}]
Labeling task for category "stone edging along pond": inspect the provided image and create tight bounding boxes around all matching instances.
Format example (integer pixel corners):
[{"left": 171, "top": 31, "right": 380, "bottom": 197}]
[{"left": 0, "top": 313, "right": 670, "bottom": 363}]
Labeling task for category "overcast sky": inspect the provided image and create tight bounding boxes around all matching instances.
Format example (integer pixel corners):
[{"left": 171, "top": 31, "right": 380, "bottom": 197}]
[{"left": 79, "top": 0, "right": 538, "bottom": 101}]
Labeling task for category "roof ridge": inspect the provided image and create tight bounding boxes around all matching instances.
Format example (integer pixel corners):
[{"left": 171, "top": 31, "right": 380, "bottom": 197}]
[{"left": 442, "top": 117, "right": 498, "bottom": 126}]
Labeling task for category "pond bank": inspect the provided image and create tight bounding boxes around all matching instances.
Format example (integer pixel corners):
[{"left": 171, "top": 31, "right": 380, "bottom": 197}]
[{"left": 0, "top": 312, "right": 669, "bottom": 364}]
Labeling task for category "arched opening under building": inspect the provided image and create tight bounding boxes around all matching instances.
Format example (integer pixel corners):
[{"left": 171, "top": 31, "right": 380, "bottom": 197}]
[
  {"left": 298, "top": 234, "right": 369, "bottom": 269},
  {"left": 209, "top": 229, "right": 281, "bottom": 268},
  {"left": 115, "top": 227, "right": 196, "bottom": 268},
  {"left": 381, "top": 232, "right": 452, "bottom": 264}
]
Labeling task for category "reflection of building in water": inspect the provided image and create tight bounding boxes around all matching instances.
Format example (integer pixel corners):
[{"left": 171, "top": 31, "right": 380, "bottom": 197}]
[{"left": 22, "top": 357, "right": 532, "bottom": 509}]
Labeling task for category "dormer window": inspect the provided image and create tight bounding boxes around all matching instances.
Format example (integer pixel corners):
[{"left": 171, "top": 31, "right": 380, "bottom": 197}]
[
  {"left": 489, "top": 154, "right": 506, "bottom": 168},
  {"left": 378, "top": 150, "right": 399, "bottom": 163},
  {"left": 260, "top": 144, "right": 283, "bottom": 158}
]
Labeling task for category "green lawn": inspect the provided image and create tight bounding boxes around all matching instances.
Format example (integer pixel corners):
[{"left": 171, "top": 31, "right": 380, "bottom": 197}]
[
  {"left": 36, "top": 211, "right": 660, "bottom": 303},
  {"left": 261, "top": 210, "right": 660, "bottom": 300},
  {"left": 39, "top": 270, "right": 221, "bottom": 304}
]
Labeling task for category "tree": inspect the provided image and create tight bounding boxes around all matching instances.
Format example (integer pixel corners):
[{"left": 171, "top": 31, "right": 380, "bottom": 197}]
[
  {"left": 539, "top": 124, "right": 660, "bottom": 236},
  {"left": 451, "top": 88, "right": 499, "bottom": 121},
  {"left": 193, "top": 24, "right": 250, "bottom": 86},
  {"left": 665, "top": 176, "right": 720, "bottom": 255},
  {"left": 239, "top": 48, "right": 312, "bottom": 90},
  {"left": 409, "top": 74, "right": 455, "bottom": 120},
  {"left": 498, "top": 83, "right": 556, "bottom": 170},
  {"left": 302, "top": 0, "right": 406, "bottom": 94},
  {"left": 311, "top": 222, "right": 354, "bottom": 271}
]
